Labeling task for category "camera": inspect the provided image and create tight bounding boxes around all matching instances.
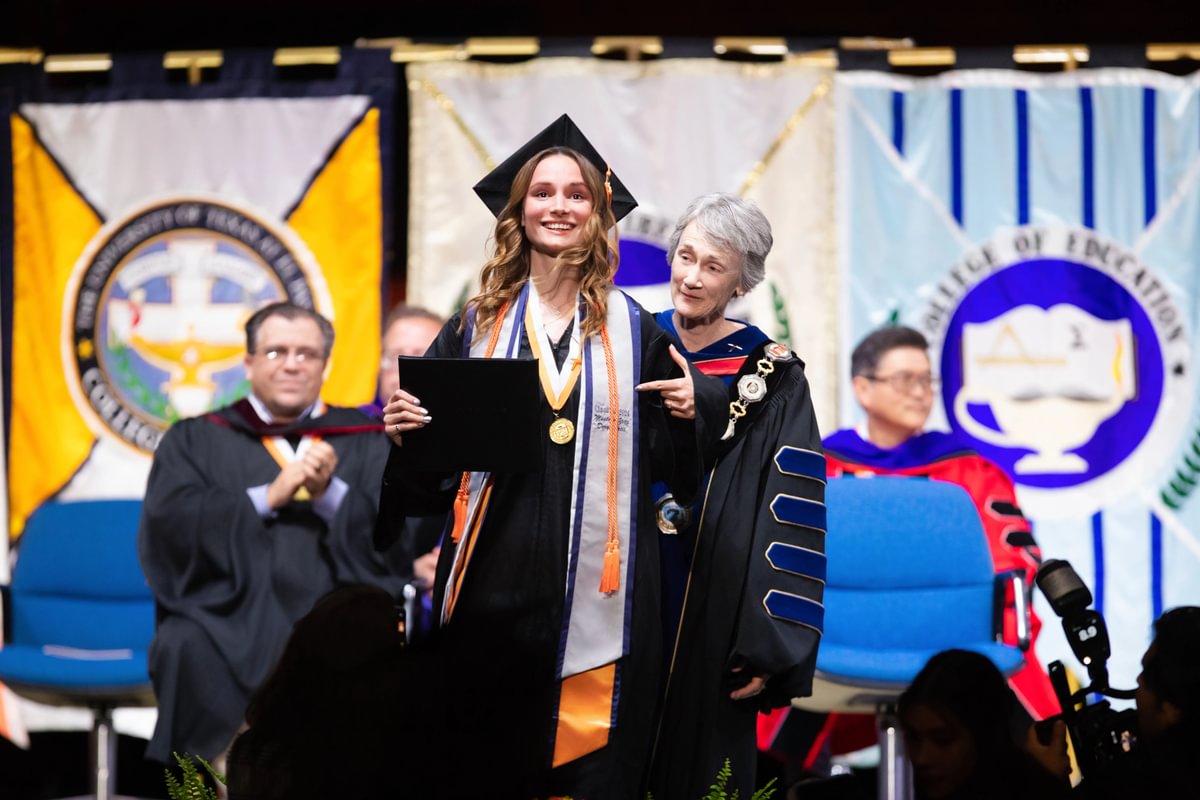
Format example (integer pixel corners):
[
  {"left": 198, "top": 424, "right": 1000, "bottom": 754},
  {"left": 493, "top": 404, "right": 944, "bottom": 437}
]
[{"left": 1035, "top": 559, "right": 1140, "bottom": 779}]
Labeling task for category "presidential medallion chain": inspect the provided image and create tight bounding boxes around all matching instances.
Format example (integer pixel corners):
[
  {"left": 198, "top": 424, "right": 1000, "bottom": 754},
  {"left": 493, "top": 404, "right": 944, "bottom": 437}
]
[{"left": 720, "top": 343, "right": 794, "bottom": 441}]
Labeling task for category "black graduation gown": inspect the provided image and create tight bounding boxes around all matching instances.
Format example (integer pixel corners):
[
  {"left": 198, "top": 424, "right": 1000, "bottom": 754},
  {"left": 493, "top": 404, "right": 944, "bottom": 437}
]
[
  {"left": 376, "top": 304, "right": 726, "bottom": 800},
  {"left": 138, "top": 400, "right": 411, "bottom": 763},
  {"left": 649, "top": 344, "right": 826, "bottom": 800}
]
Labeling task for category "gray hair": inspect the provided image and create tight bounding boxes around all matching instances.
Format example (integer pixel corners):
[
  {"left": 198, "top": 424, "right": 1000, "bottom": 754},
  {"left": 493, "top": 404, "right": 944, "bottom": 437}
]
[{"left": 666, "top": 193, "right": 773, "bottom": 294}]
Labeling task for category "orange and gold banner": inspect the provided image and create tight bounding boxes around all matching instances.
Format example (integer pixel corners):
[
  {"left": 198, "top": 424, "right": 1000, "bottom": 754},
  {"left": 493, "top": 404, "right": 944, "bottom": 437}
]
[{"left": 2, "top": 52, "right": 395, "bottom": 539}]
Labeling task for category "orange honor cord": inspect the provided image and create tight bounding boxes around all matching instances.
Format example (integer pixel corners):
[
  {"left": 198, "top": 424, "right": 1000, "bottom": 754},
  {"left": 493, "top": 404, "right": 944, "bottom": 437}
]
[
  {"left": 445, "top": 480, "right": 493, "bottom": 620},
  {"left": 551, "top": 662, "right": 617, "bottom": 767},
  {"left": 450, "top": 303, "right": 509, "bottom": 544},
  {"left": 597, "top": 324, "right": 621, "bottom": 594}
]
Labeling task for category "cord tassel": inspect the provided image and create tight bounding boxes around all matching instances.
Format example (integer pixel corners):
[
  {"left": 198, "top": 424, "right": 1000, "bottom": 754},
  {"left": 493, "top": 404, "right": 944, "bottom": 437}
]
[
  {"left": 599, "top": 541, "right": 621, "bottom": 593},
  {"left": 450, "top": 473, "right": 471, "bottom": 544},
  {"left": 598, "top": 324, "right": 621, "bottom": 594},
  {"left": 451, "top": 302, "right": 508, "bottom": 546}
]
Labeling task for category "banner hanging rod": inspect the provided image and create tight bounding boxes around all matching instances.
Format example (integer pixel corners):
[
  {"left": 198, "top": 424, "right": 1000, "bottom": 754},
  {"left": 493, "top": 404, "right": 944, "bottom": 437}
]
[{"left": 1, "top": 39, "right": 1198, "bottom": 75}]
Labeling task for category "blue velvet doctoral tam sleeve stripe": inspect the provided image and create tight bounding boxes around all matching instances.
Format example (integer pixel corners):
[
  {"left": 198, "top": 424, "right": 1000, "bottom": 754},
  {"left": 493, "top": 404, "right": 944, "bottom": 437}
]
[
  {"left": 774, "top": 446, "right": 826, "bottom": 483},
  {"left": 765, "top": 542, "right": 826, "bottom": 582},
  {"left": 762, "top": 589, "right": 824, "bottom": 632},
  {"left": 769, "top": 494, "right": 827, "bottom": 531}
]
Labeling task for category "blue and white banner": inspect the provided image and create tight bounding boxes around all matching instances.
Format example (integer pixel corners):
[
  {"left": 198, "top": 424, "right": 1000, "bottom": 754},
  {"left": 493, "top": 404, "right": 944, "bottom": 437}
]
[{"left": 837, "top": 68, "right": 1200, "bottom": 689}]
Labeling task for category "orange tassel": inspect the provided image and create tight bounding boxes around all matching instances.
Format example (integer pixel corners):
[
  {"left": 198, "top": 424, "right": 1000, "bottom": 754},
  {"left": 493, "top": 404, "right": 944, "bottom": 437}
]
[
  {"left": 597, "top": 323, "right": 621, "bottom": 594},
  {"left": 450, "top": 473, "right": 470, "bottom": 543},
  {"left": 450, "top": 303, "right": 507, "bottom": 546},
  {"left": 599, "top": 542, "right": 621, "bottom": 594}
]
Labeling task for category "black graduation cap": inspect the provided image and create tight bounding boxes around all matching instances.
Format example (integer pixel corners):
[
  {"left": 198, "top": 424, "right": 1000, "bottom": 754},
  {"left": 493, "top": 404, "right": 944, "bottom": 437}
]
[{"left": 472, "top": 114, "right": 638, "bottom": 222}]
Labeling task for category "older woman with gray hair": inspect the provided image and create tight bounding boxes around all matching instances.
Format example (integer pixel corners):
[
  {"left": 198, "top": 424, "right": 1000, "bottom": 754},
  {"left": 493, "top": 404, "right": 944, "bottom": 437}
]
[{"left": 648, "top": 193, "right": 826, "bottom": 800}]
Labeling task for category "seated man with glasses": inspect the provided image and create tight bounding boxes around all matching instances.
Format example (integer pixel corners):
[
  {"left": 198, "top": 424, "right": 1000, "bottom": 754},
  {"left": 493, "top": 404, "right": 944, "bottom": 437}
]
[
  {"left": 138, "top": 301, "right": 413, "bottom": 766},
  {"left": 764, "top": 326, "right": 1058, "bottom": 777},
  {"left": 825, "top": 324, "right": 1057, "bottom": 719}
]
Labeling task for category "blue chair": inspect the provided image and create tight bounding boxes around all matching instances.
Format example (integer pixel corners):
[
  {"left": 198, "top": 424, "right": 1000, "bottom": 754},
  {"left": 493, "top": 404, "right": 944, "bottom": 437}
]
[
  {"left": 794, "top": 477, "right": 1028, "bottom": 799},
  {"left": 0, "top": 499, "right": 154, "bottom": 800}
]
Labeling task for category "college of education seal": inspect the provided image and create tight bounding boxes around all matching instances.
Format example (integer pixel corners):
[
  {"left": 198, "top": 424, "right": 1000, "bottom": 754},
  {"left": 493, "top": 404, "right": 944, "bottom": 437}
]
[{"left": 921, "top": 225, "right": 1191, "bottom": 516}]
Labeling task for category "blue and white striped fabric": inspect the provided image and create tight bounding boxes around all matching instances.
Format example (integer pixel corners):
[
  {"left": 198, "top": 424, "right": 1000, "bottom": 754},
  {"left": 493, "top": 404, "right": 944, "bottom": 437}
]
[{"left": 837, "top": 69, "right": 1200, "bottom": 691}]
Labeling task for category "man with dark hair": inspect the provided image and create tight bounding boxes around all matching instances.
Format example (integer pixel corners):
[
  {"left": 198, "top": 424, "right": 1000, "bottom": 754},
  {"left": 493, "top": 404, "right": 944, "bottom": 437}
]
[
  {"left": 841, "top": 326, "right": 943, "bottom": 453},
  {"left": 808, "top": 325, "right": 1058, "bottom": 759},
  {"left": 847, "top": 325, "right": 931, "bottom": 394},
  {"left": 138, "top": 301, "right": 411, "bottom": 764}
]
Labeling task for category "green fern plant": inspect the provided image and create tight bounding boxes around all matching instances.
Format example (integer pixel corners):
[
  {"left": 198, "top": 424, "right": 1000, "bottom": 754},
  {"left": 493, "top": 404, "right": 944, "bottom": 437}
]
[
  {"left": 750, "top": 775, "right": 779, "bottom": 800},
  {"left": 704, "top": 758, "right": 735, "bottom": 799},
  {"left": 164, "top": 752, "right": 225, "bottom": 800},
  {"left": 645, "top": 758, "right": 778, "bottom": 800}
]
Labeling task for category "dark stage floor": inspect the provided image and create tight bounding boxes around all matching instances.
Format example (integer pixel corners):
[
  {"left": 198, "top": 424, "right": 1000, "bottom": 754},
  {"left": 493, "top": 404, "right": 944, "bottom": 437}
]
[{"left": 0, "top": 731, "right": 169, "bottom": 800}]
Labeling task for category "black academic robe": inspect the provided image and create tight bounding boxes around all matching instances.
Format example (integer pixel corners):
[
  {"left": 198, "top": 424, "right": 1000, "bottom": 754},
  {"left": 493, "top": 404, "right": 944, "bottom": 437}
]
[
  {"left": 138, "top": 400, "right": 410, "bottom": 763},
  {"left": 376, "top": 304, "right": 726, "bottom": 800},
  {"left": 649, "top": 342, "right": 826, "bottom": 800}
]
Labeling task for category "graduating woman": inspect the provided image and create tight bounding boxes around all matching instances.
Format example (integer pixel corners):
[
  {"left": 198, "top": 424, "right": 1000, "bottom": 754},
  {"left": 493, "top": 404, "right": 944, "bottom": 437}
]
[
  {"left": 376, "top": 116, "right": 726, "bottom": 799},
  {"left": 647, "top": 193, "right": 826, "bottom": 800}
]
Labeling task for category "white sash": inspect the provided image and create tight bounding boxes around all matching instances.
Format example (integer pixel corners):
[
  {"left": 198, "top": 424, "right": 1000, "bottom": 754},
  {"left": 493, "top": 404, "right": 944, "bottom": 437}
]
[{"left": 560, "top": 290, "right": 639, "bottom": 679}]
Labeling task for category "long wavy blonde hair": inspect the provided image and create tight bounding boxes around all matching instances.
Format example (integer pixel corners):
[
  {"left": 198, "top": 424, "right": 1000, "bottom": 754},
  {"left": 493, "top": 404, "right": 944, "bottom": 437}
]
[{"left": 464, "top": 147, "right": 620, "bottom": 340}]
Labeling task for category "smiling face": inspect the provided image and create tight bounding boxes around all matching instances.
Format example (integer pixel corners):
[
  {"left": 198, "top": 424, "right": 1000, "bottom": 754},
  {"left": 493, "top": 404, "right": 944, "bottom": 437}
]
[
  {"left": 669, "top": 221, "right": 744, "bottom": 328},
  {"left": 244, "top": 314, "right": 328, "bottom": 423},
  {"left": 522, "top": 153, "right": 594, "bottom": 258}
]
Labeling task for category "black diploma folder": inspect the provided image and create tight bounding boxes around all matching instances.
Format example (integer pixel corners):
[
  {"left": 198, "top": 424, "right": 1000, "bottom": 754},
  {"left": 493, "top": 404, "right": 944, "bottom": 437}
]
[{"left": 396, "top": 355, "right": 542, "bottom": 472}]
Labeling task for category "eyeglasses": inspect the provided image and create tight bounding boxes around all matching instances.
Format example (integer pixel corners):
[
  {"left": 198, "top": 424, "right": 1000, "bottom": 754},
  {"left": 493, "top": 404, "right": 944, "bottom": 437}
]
[
  {"left": 259, "top": 346, "right": 325, "bottom": 364},
  {"left": 865, "top": 372, "right": 939, "bottom": 393}
]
